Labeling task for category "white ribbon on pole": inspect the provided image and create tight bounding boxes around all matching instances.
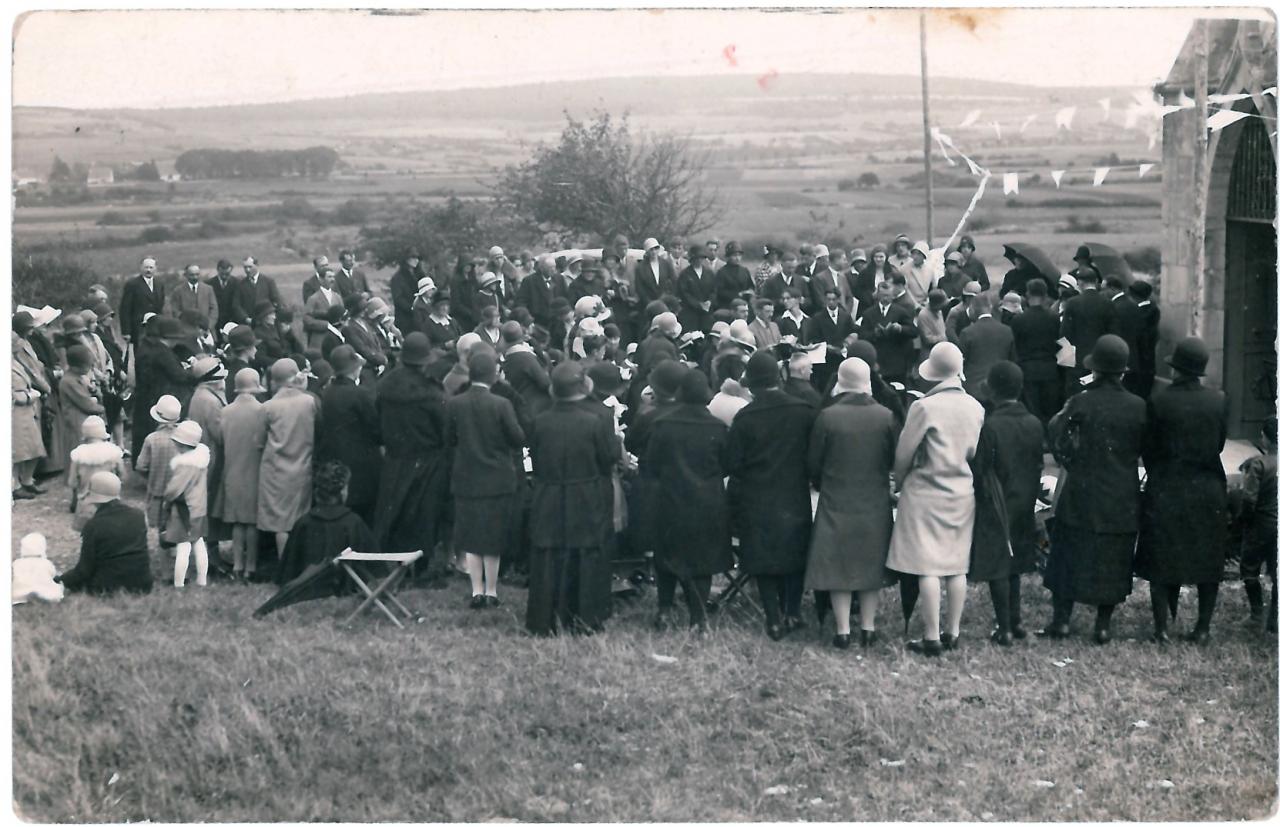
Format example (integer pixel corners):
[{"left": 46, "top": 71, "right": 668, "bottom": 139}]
[
  {"left": 1019, "top": 114, "right": 1037, "bottom": 133},
  {"left": 1093, "top": 167, "right": 1110, "bottom": 187},
  {"left": 1002, "top": 172, "right": 1019, "bottom": 195},
  {"left": 1050, "top": 169, "right": 1065, "bottom": 187},
  {"left": 1138, "top": 163, "right": 1154, "bottom": 179},
  {"left": 964, "top": 155, "right": 985, "bottom": 177},
  {"left": 940, "top": 172, "right": 992, "bottom": 257},
  {"left": 958, "top": 109, "right": 981, "bottom": 128},
  {"left": 1055, "top": 106, "right": 1077, "bottom": 130},
  {"left": 932, "top": 127, "right": 956, "bottom": 165},
  {"left": 1208, "top": 92, "right": 1252, "bottom": 104},
  {"left": 991, "top": 121, "right": 1002, "bottom": 141},
  {"left": 1207, "top": 109, "right": 1252, "bottom": 131}
]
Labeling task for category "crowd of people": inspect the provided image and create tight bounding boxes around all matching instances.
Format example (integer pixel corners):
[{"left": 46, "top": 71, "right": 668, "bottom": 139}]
[{"left": 10, "top": 233, "right": 1278, "bottom": 651}]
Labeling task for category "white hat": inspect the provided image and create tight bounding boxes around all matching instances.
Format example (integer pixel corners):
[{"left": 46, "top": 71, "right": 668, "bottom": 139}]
[
  {"left": 82, "top": 471, "right": 122, "bottom": 506},
  {"left": 919, "top": 341, "right": 964, "bottom": 382},
  {"left": 565, "top": 252, "right": 583, "bottom": 266},
  {"left": 80, "top": 415, "right": 109, "bottom": 440},
  {"left": 33, "top": 306, "right": 62, "bottom": 328},
  {"left": 149, "top": 394, "right": 182, "bottom": 424},
  {"left": 727, "top": 319, "right": 757, "bottom": 352},
  {"left": 415, "top": 277, "right": 437, "bottom": 297},
  {"left": 1058, "top": 272, "right": 1079, "bottom": 292},
  {"left": 813, "top": 244, "right": 830, "bottom": 258},
  {"left": 833, "top": 357, "right": 872, "bottom": 396},
  {"left": 477, "top": 271, "right": 501, "bottom": 290},
  {"left": 642, "top": 238, "right": 661, "bottom": 252},
  {"left": 19, "top": 533, "right": 47, "bottom": 559},
  {"left": 170, "top": 420, "right": 204, "bottom": 448},
  {"left": 911, "top": 240, "right": 931, "bottom": 256},
  {"left": 710, "top": 320, "right": 731, "bottom": 340},
  {"left": 577, "top": 317, "right": 605, "bottom": 339},
  {"left": 574, "top": 296, "right": 601, "bottom": 319},
  {"left": 488, "top": 245, "right": 504, "bottom": 258}
]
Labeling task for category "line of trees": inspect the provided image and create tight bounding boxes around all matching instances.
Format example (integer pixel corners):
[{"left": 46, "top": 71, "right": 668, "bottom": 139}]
[{"left": 174, "top": 146, "right": 340, "bottom": 180}]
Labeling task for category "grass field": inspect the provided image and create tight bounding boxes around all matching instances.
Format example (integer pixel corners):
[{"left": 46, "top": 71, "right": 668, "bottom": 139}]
[{"left": 11, "top": 477, "right": 1278, "bottom": 822}]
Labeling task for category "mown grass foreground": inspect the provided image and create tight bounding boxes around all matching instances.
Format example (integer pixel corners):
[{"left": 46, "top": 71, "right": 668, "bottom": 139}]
[{"left": 11, "top": 489, "right": 1279, "bottom": 822}]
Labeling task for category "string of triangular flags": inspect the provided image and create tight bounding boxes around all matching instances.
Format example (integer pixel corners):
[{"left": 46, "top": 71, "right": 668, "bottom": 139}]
[
  {"left": 951, "top": 86, "right": 1278, "bottom": 146},
  {"left": 932, "top": 127, "right": 1159, "bottom": 196}
]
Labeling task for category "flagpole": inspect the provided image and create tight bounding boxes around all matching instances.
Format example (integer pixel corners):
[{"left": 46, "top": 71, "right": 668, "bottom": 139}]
[
  {"left": 1190, "top": 19, "right": 1208, "bottom": 338},
  {"left": 919, "top": 11, "right": 934, "bottom": 248}
]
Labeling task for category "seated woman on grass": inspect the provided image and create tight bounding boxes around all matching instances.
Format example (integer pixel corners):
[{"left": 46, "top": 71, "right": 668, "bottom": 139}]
[{"left": 57, "top": 471, "right": 153, "bottom": 596}]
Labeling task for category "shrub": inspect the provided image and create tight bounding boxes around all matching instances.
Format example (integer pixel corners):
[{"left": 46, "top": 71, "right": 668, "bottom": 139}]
[
  {"left": 966, "top": 214, "right": 999, "bottom": 232},
  {"left": 1123, "top": 246, "right": 1161, "bottom": 275},
  {"left": 139, "top": 225, "right": 174, "bottom": 243},
  {"left": 1057, "top": 215, "right": 1109, "bottom": 234},
  {"left": 96, "top": 211, "right": 131, "bottom": 226},
  {"left": 836, "top": 178, "right": 857, "bottom": 192},
  {"left": 13, "top": 248, "right": 116, "bottom": 311},
  {"left": 857, "top": 172, "right": 881, "bottom": 188}
]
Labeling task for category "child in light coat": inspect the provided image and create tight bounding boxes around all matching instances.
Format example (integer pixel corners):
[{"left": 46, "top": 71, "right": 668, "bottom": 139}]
[
  {"left": 135, "top": 395, "right": 182, "bottom": 531},
  {"left": 12, "top": 533, "right": 64, "bottom": 605},
  {"left": 163, "top": 420, "right": 211, "bottom": 588},
  {"left": 66, "top": 415, "right": 126, "bottom": 531}
]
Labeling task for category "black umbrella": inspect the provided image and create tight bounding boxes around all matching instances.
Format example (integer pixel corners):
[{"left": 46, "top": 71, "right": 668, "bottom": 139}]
[
  {"left": 1077, "top": 242, "right": 1133, "bottom": 285},
  {"left": 1002, "top": 243, "right": 1062, "bottom": 287},
  {"left": 899, "top": 576, "right": 920, "bottom": 634},
  {"left": 252, "top": 561, "right": 342, "bottom": 619}
]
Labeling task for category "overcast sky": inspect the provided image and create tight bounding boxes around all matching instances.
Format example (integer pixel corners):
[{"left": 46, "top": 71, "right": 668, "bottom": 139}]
[{"left": 13, "top": 7, "right": 1270, "bottom": 109}]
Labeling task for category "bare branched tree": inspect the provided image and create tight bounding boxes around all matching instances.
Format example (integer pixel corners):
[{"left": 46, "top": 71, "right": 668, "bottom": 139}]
[{"left": 495, "top": 112, "right": 722, "bottom": 246}]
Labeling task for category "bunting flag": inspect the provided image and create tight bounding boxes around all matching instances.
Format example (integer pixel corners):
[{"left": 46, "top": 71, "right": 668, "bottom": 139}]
[
  {"left": 1019, "top": 114, "right": 1037, "bottom": 133},
  {"left": 1138, "top": 163, "right": 1153, "bottom": 179},
  {"left": 941, "top": 171, "right": 991, "bottom": 256},
  {"left": 991, "top": 121, "right": 1002, "bottom": 141},
  {"left": 1266, "top": 87, "right": 1277, "bottom": 97},
  {"left": 958, "top": 109, "right": 981, "bottom": 128},
  {"left": 1002, "top": 172, "right": 1019, "bottom": 195},
  {"left": 1208, "top": 92, "right": 1252, "bottom": 104},
  {"left": 1055, "top": 106, "right": 1077, "bottom": 130},
  {"left": 1207, "top": 108, "right": 1253, "bottom": 131},
  {"left": 1093, "top": 167, "right": 1110, "bottom": 187},
  {"left": 1099, "top": 97, "right": 1111, "bottom": 121},
  {"left": 964, "top": 155, "right": 985, "bottom": 177},
  {"left": 1051, "top": 169, "right": 1065, "bottom": 188}
]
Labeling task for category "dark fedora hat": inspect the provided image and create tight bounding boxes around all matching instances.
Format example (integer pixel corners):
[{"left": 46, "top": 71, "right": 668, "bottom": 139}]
[
  {"left": 400, "top": 332, "right": 432, "bottom": 366},
  {"left": 1073, "top": 244, "right": 1093, "bottom": 263},
  {"left": 743, "top": 350, "right": 780, "bottom": 390},
  {"left": 1084, "top": 333, "right": 1129, "bottom": 375},
  {"left": 1166, "top": 336, "right": 1209, "bottom": 376},
  {"left": 227, "top": 324, "right": 256, "bottom": 350}
]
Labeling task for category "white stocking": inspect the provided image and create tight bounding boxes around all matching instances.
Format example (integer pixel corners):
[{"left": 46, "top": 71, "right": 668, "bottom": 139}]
[
  {"left": 174, "top": 542, "right": 192, "bottom": 588},
  {"left": 193, "top": 538, "right": 209, "bottom": 587}
]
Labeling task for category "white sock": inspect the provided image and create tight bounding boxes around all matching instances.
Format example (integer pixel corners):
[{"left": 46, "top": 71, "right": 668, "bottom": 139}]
[
  {"left": 174, "top": 542, "right": 191, "bottom": 588},
  {"left": 194, "top": 539, "right": 209, "bottom": 587}
]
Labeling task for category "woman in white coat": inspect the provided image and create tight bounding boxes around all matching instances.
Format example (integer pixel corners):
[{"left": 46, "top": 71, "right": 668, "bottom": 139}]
[{"left": 886, "top": 342, "right": 985, "bottom": 656}]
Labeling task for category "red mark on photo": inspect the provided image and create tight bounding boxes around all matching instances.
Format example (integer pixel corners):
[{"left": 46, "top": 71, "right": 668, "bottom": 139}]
[
  {"left": 757, "top": 68, "right": 779, "bottom": 90},
  {"left": 722, "top": 44, "right": 738, "bottom": 67}
]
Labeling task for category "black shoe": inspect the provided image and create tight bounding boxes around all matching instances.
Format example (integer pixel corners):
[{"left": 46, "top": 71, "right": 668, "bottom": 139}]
[
  {"left": 832, "top": 634, "right": 851, "bottom": 650},
  {"left": 1009, "top": 624, "right": 1028, "bottom": 640},
  {"left": 469, "top": 594, "right": 486, "bottom": 610},
  {"left": 20, "top": 483, "right": 45, "bottom": 495},
  {"left": 1182, "top": 628, "right": 1211, "bottom": 645},
  {"left": 1036, "top": 623, "right": 1071, "bottom": 639},
  {"left": 941, "top": 632, "right": 961, "bottom": 651},
  {"left": 990, "top": 629, "right": 1013, "bottom": 647},
  {"left": 12, "top": 488, "right": 35, "bottom": 501},
  {"left": 1150, "top": 630, "right": 1172, "bottom": 644},
  {"left": 783, "top": 616, "right": 808, "bottom": 635},
  {"left": 484, "top": 595, "right": 501, "bottom": 608},
  {"left": 907, "top": 638, "right": 943, "bottom": 657},
  {"left": 860, "top": 630, "right": 878, "bottom": 649},
  {"left": 766, "top": 624, "right": 784, "bottom": 641},
  {"left": 1093, "top": 627, "right": 1112, "bottom": 645}
]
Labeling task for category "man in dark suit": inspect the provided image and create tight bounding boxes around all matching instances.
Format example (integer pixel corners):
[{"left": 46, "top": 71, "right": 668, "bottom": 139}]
[
  {"left": 636, "top": 239, "right": 678, "bottom": 308},
  {"left": 166, "top": 264, "right": 220, "bottom": 325},
  {"left": 444, "top": 350, "right": 526, "bottom": 607},
  {"left": 235, "top": 256, "right": 283, "bottom": 327},
  {"left": 859, "top": 281, "right": 918, "bottom": 384},
  {"left": 118, "top": 255, "right": 166, "bottom": 343},
  {"left": 761, "top": 250, "right": 811, "bottom": 312},
  {"left": 677, "top": 246, "right": 717, "bottom": 334},
  {"left": 1010, "top": 278, "right": 1063, "bottom": 424},
  {"left": 316, "top": 345, "right": 383, "bottom": 525},
  {"left": 1103, "top": 275, "right": 1144, "bottom": 395},
  {"left": 1128, "top": 280, "right": 1160, "bottom": 399},
  {"left": 959, "top": 295, "right": 1017, "bottom": 404},
  {"left": 713, "top": 241, "right": 755, "bottom": 311},
  {"left": 1059, "top": 266, "right": 1114, "bottom": 396},
  {"left": 336, "top": 249, "right": 371, "bottom": 299},
  {"left": 806, "top": 244, "right": 836, "bottom": 310},
  {"left": 57, "top": 472, "right": 153, "bottom": 595},
  {"left": 802, "top": 287, "right": 857, "bottom": 392},
  {"left": 515, "top": 254, "right": 566, "bottom": 329},
  {"left": 301, "top": 255, "right": 330, "bottom": 304},
  {"left": 208, "top": 259, "right": 244, "bottom": 332}
]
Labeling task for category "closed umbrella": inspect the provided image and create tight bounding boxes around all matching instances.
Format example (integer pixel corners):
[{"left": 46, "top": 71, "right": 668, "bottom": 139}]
[
  {"left": 1002, "top": 243, "right": 1062, "bottom": 287},
  {"left": 1077, "top": 242, "right": 1133, "bottom": 285},
  {"left": 252, "top": 560, "right": 343, "bottom": 619}
]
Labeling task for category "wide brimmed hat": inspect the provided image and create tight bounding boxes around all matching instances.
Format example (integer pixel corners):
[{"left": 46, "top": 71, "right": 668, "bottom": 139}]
[
  {"left": 651, "top": 312, "right": 681, "bottom": 339},
  {"left": 981, "top": 360, "right": 1024, "bottom": 400},
  {"left": 80, "top": 415, "right": 109, "bottom": 440},
  {"left": 415, "top": 277, "right": 437, "bottom": 297},
  {"left": 233, "top": 367, "right": 265, "bottom": 394},
  {"left": 477, "top": 271, "right": 502, "bottom": 290},
  {"left": 82, "top": 471, "right": 121, "bottom": 506},
  {"left": 1083, "top": 334, "right": 1129, "bottom": 375},
  {"left": 192, "top": 356, "right": 228, "bottom": 382},
  {"left": 1166, "top": 336, "right": 1209, "bottom": 376},
  {"left": 150, "top": 394, "right": 182, "bottom": 424},
  {"left": 919, "top": 342, "right": 964, "bottom": 383},
  {"left": 170, "top": 420, "right": 203, "bottom": 448},
  {"left": 400, "top": 332, "right": 432, "bottom": 366},
  {"left": 727, "top": 319, "right": 757, "bottom": 352}
]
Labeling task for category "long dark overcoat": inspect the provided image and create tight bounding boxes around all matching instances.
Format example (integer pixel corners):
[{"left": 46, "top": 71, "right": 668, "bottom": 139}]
[
  {"left": 318, "top": 376, "right": 383, "bottom": 525},
  {"left": 643, "top": 403, "right": 734, "bottom": 580},
  {"left": 373, "top": 365, "right": 450, "bottom": 556},
  {"left": 1134, "top": 377, "right": 1228, "bottom": 585},
  {"left": 725, "top": 388, "right": 817, "bottom": 576},
  {"left": 1046, "top": 376, "right": 1146, "bottom": 605},
  {"left": 804, "top": 393, "right": 897, "bottom": 592},
  {"left": 130, "top": 337, "right": 195, "bottom": 460},
  {"left": 969, "top": 400, "right": 1045, "bottom": 582}
]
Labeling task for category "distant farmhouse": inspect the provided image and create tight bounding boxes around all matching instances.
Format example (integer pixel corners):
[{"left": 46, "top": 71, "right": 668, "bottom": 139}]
[
  {"left": 1159, "top": 18, "right": 1277, "bottom": 437},
  {"left": 85, "top": 164, "right": 114, "bottom": 187},
  {"left": 156, "top": 160, "right": 181, "bottom": 182}
]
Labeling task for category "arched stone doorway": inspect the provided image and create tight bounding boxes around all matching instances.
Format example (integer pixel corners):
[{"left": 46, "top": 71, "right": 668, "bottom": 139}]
[{"left": 1222, "top": 116, "right": 1276, "bottom": 436}]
